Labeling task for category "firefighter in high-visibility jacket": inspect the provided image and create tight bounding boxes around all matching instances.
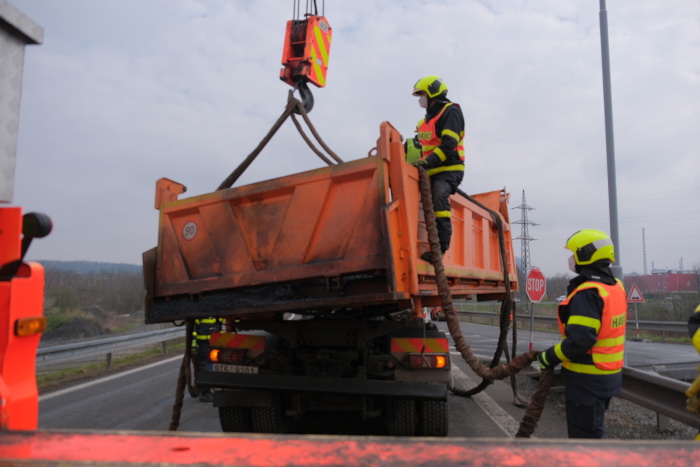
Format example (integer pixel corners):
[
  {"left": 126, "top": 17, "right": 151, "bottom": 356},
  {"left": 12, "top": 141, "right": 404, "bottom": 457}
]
[
  {"left": 409, "top": 76, "right": 465, "bottom": 262},
  {"left": 192, "top": 317, "right": 225, "bottom": 402},
  {"left": 686, "top": 304, "right": 700, "bottom": 440},
  {"left": 536, "top": 229, "right": 627, "bottom": 438}
]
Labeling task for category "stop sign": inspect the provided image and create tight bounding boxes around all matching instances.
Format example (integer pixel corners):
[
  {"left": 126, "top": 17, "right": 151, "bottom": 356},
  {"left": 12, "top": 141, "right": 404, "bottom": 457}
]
[{"left": 526, "top": 267, "right": 546, "bottom": 302}]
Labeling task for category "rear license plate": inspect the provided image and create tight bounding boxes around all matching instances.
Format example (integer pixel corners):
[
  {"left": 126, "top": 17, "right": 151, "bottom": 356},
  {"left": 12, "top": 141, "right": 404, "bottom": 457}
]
[{"left": 210, "top": 363, "right": 259, "bottom": 374}]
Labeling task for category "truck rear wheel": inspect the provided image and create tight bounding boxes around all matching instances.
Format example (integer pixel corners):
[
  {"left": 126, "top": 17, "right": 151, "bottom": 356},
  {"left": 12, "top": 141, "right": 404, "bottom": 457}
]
[
  {"left": 420, "top": 400, "right": 448, "bottom": 437},
  {"left": 386, "top": 399, "right": 417, "bottom": 436},
  {"left": 219, "top": 407, "right": 253, "bottom": 433},
  {"left": 251, "top": 395, "right": 288, "bottom": 434}
]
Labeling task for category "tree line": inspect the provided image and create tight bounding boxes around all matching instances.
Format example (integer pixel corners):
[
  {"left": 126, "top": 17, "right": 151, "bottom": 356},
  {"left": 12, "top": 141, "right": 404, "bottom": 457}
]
[{"left": 43, "top": 267, "right": 145, "bottom": 317}]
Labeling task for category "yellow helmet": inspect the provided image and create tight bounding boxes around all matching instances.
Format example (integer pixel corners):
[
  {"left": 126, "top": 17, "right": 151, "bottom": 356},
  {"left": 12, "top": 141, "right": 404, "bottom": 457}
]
[
  {"left": 412, "top": 76, "right": 448, "bottom": 98},
  {"left": 565, "top": 229, "right": 615, "bottom": 266}
]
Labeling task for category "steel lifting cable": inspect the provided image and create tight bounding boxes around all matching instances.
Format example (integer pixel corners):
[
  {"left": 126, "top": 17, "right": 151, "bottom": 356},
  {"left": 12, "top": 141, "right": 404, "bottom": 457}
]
[
  {"left": 417, "top": 167, "right": 552, "bottom": 438},
  {"left": 217, "top": 91, "right": 342, "bottom": 191}
]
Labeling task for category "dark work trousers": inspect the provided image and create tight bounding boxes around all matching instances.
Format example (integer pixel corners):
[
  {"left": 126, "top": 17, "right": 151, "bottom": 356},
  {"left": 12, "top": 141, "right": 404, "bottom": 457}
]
[
  {"left": 565, "top": 395, "right": 611, "bottom": 438},
  {"left": 430, "top": 171, "right": 463, "bottom": 252},
  {"left": 196, "top": 340, "right": 211, "bottom": 392}
]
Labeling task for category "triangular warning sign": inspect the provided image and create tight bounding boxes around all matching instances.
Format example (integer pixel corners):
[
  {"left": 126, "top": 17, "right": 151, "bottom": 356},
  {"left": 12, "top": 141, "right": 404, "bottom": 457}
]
[{"left": 627, "top": 283, "right": 645, "bottom": 303}]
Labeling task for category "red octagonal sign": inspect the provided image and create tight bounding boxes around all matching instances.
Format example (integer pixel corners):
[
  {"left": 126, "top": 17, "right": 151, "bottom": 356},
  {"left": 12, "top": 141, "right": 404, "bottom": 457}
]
[{"left": 526, "top": 267, "right": 546, "bottom": 302}]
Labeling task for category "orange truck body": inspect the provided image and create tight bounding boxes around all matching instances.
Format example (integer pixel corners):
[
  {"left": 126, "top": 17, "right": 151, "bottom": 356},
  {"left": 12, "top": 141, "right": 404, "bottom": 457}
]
[{"left": 145, "top": 122, "right": 517, "bottom": 324}]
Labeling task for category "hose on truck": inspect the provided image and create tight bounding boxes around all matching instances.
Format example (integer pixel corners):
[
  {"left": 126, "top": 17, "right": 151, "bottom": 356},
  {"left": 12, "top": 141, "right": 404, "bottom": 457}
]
[{"left": 417, "top": 167, "right": 554, "bottom": 438}]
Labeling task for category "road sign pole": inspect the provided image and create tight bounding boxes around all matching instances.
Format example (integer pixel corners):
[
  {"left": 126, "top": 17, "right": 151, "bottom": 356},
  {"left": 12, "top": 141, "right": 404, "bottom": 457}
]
[
  {"left": 634, "top": 302, "right": 640, "bottom": 341},
  {"left": 529, "top": 302, "right": 534, "bottom": 351}
]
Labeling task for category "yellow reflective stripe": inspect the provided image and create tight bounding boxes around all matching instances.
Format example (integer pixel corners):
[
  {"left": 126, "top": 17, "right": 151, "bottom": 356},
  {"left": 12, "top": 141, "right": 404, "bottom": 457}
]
[
  {"left": 567, "top": 315, "right": 601, "bottom": 332},
  {"left": 427, "top": 164, "right": 465, "bottom": 176},
  {"left": 314, "top": 25, "right": 329, "bottom": 65},
  {"left": 596, "top": 335, "right": 625, "bottom": 347},
  {"left": 422, "top": 144, "right": 438, "bottom": 152},
  {"left": 309, "top": 46, "right": 325, "bottom": 86},
  {"left": 554, "top": 342, "right": 569, "bottom": 362},
  {"left": 563, "top": 362, "right": 621, "bottom": 375},
  {"left": 435, "top": 210, "right": 451, "bottom": 218},
  {"left": 433, "top": 147, "right": 447, "bottom": 162},
  {"left": 441, "top": 129, "right": 461, "bottom": 142},
  {"left": 576, "top": 282, "right": 609, "bottom": 297},
  {"left": 593, "top": 351, "right": 625, "bottom": 363}
]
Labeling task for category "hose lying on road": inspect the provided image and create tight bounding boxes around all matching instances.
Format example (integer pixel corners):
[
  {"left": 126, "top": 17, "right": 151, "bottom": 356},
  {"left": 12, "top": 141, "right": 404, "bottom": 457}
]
[{"left": 417, "top": 167, "right": 551, "bottom": 438}]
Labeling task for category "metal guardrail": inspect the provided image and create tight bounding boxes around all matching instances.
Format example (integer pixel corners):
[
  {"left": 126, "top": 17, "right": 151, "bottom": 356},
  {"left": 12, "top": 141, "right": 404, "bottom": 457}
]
[
  {"left": 458, "top": 311, "right": 688, "bottom": 335},
  {"left": 36, "top": 327, "right": 185, "bottom": 369}
]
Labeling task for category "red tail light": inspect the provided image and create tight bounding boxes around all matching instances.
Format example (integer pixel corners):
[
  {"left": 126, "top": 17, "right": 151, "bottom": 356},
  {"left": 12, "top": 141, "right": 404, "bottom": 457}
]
[
  {"left": 407, "top": 354, "right": 448, "bottom": 369},
  {"left": 210, "top": 348, "right": 246, "bottom": 364}
]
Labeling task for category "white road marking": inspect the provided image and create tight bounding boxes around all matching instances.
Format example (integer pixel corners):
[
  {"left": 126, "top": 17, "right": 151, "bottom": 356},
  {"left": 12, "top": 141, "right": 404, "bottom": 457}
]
[
  {"left": 39, "top": 355, "right": 182, "bottom": 402},
  {"left": 450, "top": 353, "right": 530, "bottom": 438}
]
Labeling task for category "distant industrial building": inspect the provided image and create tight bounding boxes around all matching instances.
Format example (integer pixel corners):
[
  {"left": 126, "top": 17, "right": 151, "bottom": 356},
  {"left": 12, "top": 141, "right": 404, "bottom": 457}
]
[{"left": 624, "top": 272, "right": 698, "bottom": 294}]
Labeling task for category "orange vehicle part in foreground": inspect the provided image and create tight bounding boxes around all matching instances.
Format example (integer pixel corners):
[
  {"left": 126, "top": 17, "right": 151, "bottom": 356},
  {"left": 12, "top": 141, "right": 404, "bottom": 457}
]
[
  {"left": 1, "top": 430, "right": 698, "bottom": 466},
  {"left": 146, "top": 122, "right": 517, "bottom": 323},
  {"left": 0, "top": 207, "right": 45, "bottom": 430}
]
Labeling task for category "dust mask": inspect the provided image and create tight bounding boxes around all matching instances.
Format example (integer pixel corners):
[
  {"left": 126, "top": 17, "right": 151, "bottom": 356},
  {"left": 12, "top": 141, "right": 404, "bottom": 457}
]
[
  {"left": 568, "top": 255, "right": 577, "bottom": 273},
  {"left": 419, "top": 95, "right": 428, "bottom": 109}
]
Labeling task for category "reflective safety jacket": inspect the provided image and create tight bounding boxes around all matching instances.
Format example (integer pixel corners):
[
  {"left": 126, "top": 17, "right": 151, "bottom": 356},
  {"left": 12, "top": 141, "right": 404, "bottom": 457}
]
[
  {"left": 554, "top": 280, "right": 627, "bottom": 375},
  {"left": 192, "top": 317, "right": 225, "bottom": 348},
  {"left": 416, "top": 103, "right": 465, "bottom": 177}
]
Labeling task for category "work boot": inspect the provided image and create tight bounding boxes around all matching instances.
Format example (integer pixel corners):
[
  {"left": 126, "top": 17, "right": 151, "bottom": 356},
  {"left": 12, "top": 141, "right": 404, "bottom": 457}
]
[{"left": 199, "top": 389, "right": 214, "bottom": 403}]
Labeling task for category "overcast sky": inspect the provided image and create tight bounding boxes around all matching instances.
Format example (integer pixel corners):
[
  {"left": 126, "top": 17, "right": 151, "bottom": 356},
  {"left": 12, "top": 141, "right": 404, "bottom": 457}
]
[{"left": 8, "top": 0, "right": 700, "bottom": 278}]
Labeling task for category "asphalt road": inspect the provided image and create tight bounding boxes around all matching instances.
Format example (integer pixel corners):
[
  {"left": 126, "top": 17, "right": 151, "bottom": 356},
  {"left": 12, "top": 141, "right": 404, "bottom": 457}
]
[{"left": 38, "top": 320, "right": 699, "bottom": 438}]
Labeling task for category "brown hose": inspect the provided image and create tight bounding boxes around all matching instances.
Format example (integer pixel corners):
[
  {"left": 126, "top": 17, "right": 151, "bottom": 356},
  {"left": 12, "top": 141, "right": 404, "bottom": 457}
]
[
  {"left": 168, "top": 320, "right": 198, "bottom": 431},
  {"left": 417, "top": 167, "right": 548, "bottom": 437}
]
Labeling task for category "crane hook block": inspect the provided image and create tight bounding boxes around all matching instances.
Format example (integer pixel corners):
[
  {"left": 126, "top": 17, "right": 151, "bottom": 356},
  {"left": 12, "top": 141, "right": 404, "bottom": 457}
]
[{"left": 280, "top": 15, "right": 332, "bottom": 90}]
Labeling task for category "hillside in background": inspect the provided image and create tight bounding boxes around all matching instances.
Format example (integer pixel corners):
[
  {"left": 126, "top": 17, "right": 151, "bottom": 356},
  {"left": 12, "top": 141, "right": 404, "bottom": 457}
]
[{"left": 38, "top": 260, "right": 141, "bottom": 275}]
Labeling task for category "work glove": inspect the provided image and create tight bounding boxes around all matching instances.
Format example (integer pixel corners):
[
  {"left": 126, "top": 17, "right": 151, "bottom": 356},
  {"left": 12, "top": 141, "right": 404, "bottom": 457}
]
[
  {"left": 536, "top": 350, "right": 552, "bottom": 370},
  {"left": 411, "top": 159, "right": 428, "bottom": 168}
]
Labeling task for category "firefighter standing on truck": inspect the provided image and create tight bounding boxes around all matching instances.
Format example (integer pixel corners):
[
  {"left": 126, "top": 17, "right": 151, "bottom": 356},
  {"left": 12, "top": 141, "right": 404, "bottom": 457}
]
[
  {"left": 193, "top": 317, "right": 224, "bottom": 402},
  {"left": 408, "top": 76, "right": 465, "bottom": 262},
  {"left": 536, "top": 229, "right": 627, "bottom": 439}
]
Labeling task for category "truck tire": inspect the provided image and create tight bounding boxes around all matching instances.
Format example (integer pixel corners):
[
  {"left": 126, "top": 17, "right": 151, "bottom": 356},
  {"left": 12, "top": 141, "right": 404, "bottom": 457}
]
[
  {"left": 420, "top": 400, "right": 448, "bottom": 437},
  {"left": 251, "top": 396, "right": 288, "bottom": 434},
  {"left": 219, "top": 407, "right": 253, "bottom": 433},
  {"left": 386, "top": 399, "right": 417, "bottom": 436}
]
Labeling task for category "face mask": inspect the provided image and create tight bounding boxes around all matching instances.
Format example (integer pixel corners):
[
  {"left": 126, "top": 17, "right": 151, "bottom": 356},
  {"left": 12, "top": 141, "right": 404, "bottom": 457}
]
[
  {"left": 568, "top": 255, "right": 577, "bottom": 273},
  {"left": 419, "top": 95, "right": 428, "bottom": 109}
]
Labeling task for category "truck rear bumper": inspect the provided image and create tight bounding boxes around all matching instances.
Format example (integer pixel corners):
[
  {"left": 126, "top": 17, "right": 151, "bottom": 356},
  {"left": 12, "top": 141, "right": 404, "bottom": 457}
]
[{"left": 199, "top": 370, "right": 448, "bottom": 400}]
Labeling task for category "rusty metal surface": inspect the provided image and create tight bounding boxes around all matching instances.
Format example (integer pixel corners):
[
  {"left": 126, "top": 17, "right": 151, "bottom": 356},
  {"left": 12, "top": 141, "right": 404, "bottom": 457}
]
[
  {"left": 1, "top": 430, "right": 698, "bottom": 466},
  {"left": 148, "top": 122, "right": 518, "bottom": 323}
]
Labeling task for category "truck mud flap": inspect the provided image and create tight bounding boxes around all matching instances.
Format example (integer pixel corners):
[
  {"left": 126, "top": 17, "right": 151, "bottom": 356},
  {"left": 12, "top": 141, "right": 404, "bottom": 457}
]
[{"left": 199, "top": 370, "right": 448, "bottom": 400}]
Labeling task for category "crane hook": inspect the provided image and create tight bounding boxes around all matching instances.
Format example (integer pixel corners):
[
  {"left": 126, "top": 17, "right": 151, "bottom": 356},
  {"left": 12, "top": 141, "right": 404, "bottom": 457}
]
[{"left": 294, "top": 80, "right": 314, "bottom": 114}]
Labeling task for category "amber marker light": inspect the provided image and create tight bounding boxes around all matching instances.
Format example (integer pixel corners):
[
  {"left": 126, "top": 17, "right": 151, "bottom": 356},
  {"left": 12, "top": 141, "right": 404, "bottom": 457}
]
[
  {"left": 435, "top": 355, "right": 447, "bottom": 369},
  {"left": 209, "top": 349, "right": 220, "bottom": 362},
  {"left": 15, "top": 316, "right": 46, "bottom": 337}
]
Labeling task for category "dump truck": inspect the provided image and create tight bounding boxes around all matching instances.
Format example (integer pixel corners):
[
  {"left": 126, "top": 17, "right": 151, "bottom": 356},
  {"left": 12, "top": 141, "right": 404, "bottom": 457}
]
[{"left": 143, "top": 122, "right": 518, "bottom": 436}]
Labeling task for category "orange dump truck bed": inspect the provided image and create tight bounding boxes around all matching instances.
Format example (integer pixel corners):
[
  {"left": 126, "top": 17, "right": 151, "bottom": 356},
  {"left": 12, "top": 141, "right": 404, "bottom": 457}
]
[{"left": 144, "top": 122, "right": 517, "bottom": 323}]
